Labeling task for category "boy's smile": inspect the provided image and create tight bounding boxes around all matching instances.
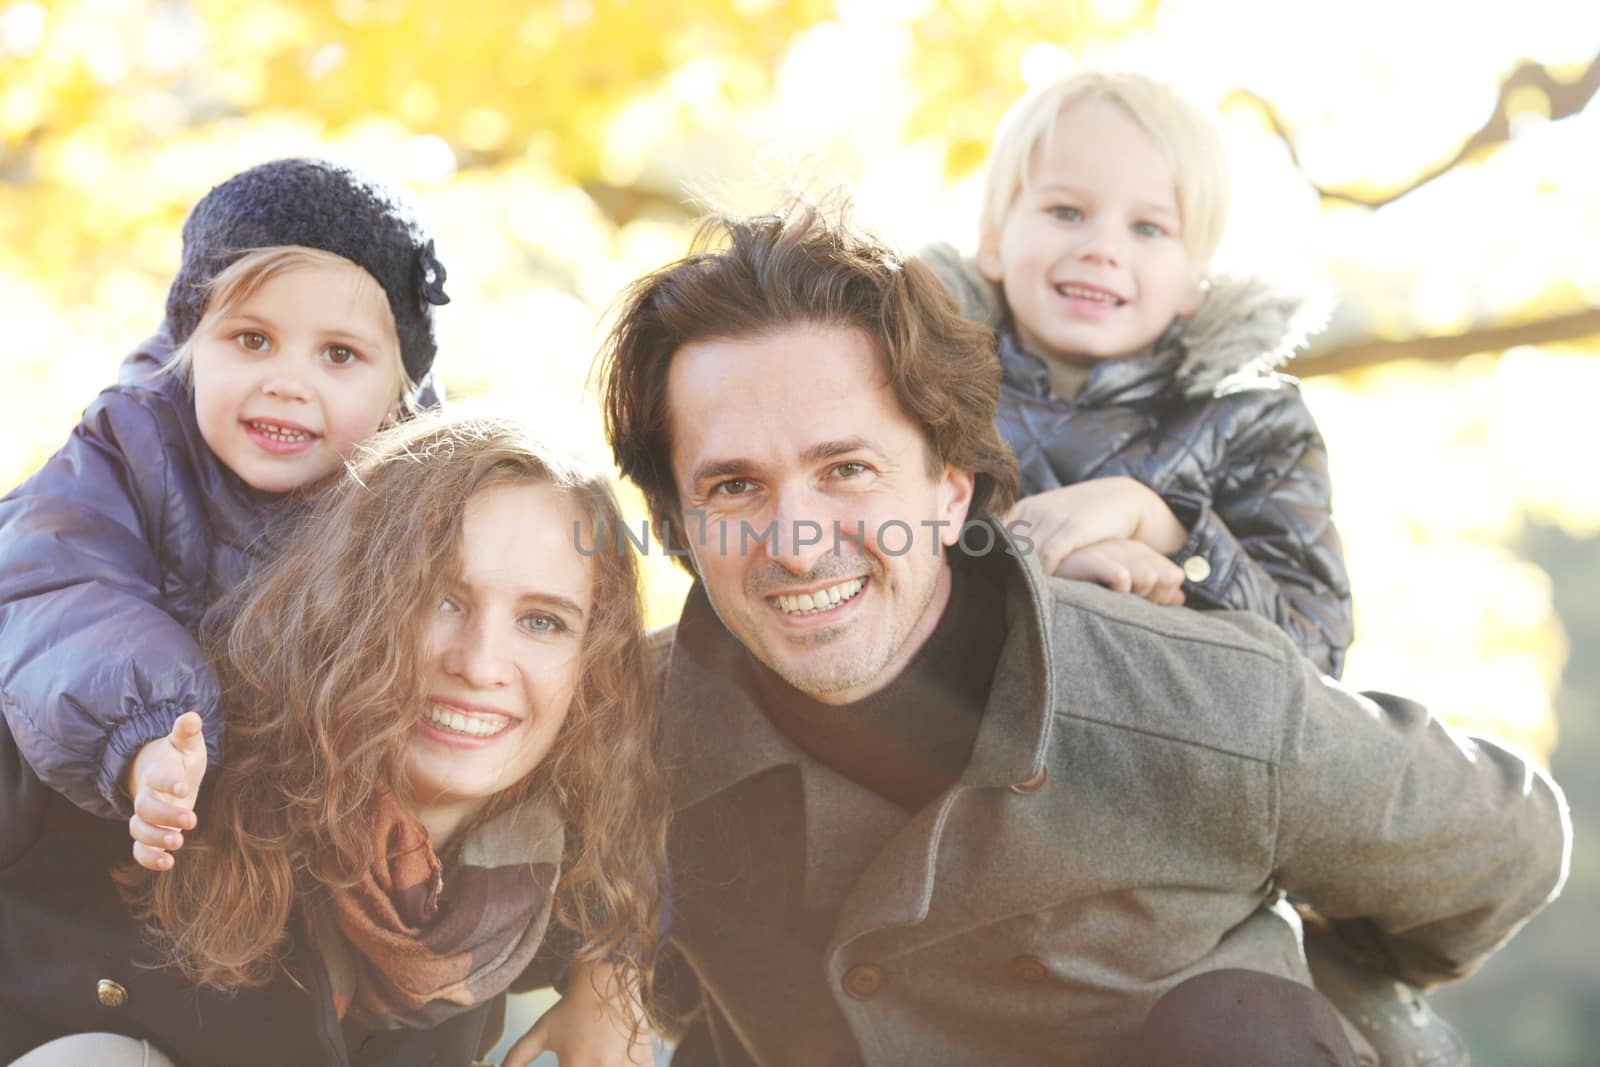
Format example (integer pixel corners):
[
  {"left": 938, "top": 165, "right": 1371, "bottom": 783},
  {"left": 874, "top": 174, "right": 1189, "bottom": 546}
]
[{"left": 979, "top": 99, "right": 1203, "bottom": 385}]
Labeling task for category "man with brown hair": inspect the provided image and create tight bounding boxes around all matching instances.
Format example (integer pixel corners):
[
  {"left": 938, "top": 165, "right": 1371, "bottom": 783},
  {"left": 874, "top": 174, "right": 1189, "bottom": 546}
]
[{"left": 598, "top": 199, "right": 1568, "bottom": 1066}]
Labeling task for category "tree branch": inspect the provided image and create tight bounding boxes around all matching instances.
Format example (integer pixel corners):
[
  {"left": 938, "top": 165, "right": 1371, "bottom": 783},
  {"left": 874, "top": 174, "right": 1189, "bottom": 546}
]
[
  {"left": 1297, "top": 307, "right": 1600, "bottom": 378},
  {"left": 1227, "top": 52, "right": 1600, "bottom": 210}
]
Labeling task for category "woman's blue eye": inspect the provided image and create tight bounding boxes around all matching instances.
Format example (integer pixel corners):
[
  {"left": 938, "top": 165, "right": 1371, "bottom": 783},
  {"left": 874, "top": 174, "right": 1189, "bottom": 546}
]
[{"left": 521, "top": 613, "right": 565, "bottom": 635}]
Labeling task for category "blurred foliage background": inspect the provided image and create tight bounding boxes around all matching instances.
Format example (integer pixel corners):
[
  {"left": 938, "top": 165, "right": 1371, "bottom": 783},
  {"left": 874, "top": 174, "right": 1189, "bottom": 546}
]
[{"left": 3, "top": 0, "right": 1596, "bottom": 1062}]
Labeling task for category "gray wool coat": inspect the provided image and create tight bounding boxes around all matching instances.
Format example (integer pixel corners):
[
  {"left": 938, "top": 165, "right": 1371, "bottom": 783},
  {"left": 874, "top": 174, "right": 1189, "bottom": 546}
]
[{"left": 655, "top": 536, "right": 1569, "bottom": 1067}]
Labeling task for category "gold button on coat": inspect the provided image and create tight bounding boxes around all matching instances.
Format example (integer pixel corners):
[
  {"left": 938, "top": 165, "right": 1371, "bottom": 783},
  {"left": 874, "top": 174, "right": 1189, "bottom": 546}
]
[
  {"left": 96, "top": 979, "right": 127, "bottom": 1008},
  {"left": 1182, "top": 555, "right": 1212, "bottom": 583},
  {"left": 1010, "top": 767, "right": 1048, "bottom": 794},
  {"left": 843, "top": 963, "right": 884, "bottom": 1000}
]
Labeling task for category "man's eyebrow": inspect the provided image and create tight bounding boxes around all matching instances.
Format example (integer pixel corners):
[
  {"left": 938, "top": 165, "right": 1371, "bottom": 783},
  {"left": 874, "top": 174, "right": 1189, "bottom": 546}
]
[
  {"left": 689, "top": 458, "right": 754, "bottom": 486},
  {"left": 689, "top": 439, "right": 883, "bottom": 487},
  {"left": 800, "top": 437, "right": 880, "bottom": 465}
]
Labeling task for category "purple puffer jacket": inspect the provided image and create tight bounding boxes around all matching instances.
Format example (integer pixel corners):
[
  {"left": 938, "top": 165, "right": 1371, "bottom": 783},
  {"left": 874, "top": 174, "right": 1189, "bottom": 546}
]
[{"left": 0, "top": 337, "right": 282, "bottom": 819}]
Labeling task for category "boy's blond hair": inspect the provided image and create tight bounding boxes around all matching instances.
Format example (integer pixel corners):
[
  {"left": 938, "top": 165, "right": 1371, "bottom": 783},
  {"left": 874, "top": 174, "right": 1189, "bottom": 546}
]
[
  {"left": 162, "top": 246, "right": 415, "bottom": 405},
  {"left": 979, "top": 69, "right": 1232, "bottom": 276}
]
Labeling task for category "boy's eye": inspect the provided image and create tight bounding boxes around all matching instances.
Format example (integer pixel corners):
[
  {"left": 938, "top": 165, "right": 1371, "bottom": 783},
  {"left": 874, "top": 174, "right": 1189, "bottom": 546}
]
[
  {"left": 1047, "top": 205, "right": 1082, "bottom": 222},
  {"left": 235, "top": 331, "right": 269, "bottom": 352},
  {"left": 325, "top": 345, "right": 359, "bottom": 366},
  {"left": 1133, "top": 221, "right": 1167, "bottom": 238}
]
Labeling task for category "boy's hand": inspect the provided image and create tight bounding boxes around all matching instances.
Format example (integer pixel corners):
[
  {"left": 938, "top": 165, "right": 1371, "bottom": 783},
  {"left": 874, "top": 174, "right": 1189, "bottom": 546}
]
[
  {"left": 1006, "top": 477, "right": 1187, "bottom": 575},
  {"left": 502, "top": 961, "right": 653, "bottom": 1067},
  {"left": 126, "top": 711, "right": 206, "bottom": 872},
  {"left": 1057, "top": 539, "right": 1187, "bottom": 606}
]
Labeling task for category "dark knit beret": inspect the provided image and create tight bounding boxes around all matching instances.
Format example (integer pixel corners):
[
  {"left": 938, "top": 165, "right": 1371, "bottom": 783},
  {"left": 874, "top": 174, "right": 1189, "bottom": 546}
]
[{"left": 164, "top": 157, "right": 449, "bottom": 384}]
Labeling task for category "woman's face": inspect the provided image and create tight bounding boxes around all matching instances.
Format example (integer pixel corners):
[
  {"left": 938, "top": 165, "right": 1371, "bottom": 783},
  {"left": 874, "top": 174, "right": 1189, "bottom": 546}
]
[{"left": 408, "top": 480, "right": 595, "bottom": 840}]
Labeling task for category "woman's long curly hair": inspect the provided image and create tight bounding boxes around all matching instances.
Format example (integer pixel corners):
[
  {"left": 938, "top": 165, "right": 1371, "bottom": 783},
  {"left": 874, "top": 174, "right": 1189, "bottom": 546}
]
[{"left": 118, "top": 413, "right": 667, "bottom": 1024}]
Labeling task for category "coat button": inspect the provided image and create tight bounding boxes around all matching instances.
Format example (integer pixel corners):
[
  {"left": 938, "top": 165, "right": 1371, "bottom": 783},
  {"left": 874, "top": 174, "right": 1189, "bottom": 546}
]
[
  {"left": 96, "top": 979, "right": 128, "bottom": 1008},
  {"left": 1010, "top": 955, "right": 1051, "bottom": 983},
  {"left": 1182, "top": 555, "right": 1212, "bottom": 583},
  {"left": 1010, "top": 767, "right": 1048, "bottom": 794},
  {"left": 843, "top": 963, "right": 884, "bottom": 1000}
]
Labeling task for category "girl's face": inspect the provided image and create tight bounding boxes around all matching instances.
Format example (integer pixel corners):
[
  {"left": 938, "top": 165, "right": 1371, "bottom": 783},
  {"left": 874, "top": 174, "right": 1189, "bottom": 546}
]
[
  {"left": 408, "top": 481, "right": 595, "bottom": 841},
  {"left": 190, "top": 259, "right": 402, "bottom": 494},
  {"left": 978, "top": 99, "right": 1202, "bottom": 367}
]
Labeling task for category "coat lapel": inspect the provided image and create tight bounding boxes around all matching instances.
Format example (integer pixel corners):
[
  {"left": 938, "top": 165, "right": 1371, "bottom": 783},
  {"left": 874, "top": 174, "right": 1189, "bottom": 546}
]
[{"left": 662, "top": 530, "right": 1063, "bottom": 957}]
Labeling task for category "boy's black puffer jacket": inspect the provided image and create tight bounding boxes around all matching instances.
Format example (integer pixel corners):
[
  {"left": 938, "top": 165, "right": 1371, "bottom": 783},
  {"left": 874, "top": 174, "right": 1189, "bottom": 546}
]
[{"left": 922, "top": 246, "right": 1352, "bottom": 677}]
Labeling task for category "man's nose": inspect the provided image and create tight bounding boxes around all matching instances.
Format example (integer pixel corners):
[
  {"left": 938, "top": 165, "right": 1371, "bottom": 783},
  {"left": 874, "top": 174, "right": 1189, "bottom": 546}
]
[{"left": 765, "top": 487, "right": 840, "bottom": 573}]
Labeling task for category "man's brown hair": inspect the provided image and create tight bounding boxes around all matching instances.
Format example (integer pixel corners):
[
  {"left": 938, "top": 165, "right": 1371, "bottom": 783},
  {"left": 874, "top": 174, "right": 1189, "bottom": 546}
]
[{"left": 598, "top": 197, "right": 1018, "bottom": 560}]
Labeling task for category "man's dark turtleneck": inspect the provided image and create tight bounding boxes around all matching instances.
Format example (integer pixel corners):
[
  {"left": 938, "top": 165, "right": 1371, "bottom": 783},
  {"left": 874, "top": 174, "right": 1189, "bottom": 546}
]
[{"left": 745, "top": 548, "right": 1010, "bottom": 812}]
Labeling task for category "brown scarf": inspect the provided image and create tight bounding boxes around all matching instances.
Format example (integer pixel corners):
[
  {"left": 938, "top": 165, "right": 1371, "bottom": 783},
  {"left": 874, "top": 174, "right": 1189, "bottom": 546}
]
[{"left": 310, "top": 789, "right": 565, "bottom": 1030}]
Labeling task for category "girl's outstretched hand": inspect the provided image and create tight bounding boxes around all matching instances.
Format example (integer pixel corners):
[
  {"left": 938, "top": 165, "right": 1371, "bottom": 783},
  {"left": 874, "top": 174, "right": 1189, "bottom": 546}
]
[
  {"left": 502, "top": 961, "right": 653, "bottom": 1067},
  {"left": 126, "top": 711, "right": 206, "bottom": 871}
]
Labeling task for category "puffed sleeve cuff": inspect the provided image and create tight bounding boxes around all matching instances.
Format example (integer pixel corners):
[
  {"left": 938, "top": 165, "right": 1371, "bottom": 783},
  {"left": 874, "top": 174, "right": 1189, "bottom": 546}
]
[
  {"left": 1163, "top": 492, "right": 1236, "bottom": 604},
  {"left": 99, "top": 699, "right": 222, "bottom": 818}
]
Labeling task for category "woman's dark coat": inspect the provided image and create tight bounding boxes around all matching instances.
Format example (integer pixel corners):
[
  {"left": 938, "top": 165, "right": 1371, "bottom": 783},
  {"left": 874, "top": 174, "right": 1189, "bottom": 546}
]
[{"left": 0, "top": 713, "right": 504, "bottom": 1067}]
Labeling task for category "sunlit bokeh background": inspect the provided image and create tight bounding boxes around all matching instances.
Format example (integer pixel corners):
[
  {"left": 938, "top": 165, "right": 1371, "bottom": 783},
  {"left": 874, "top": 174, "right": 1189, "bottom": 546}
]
[{"left": 4, "top": 1, "right": 1596, "bottom": 1063}]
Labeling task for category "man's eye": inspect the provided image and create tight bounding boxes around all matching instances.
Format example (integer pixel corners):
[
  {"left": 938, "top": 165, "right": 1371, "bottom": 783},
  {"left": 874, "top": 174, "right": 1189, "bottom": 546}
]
[
  {"left": 325, "top": 344, "right": 359, "bottom": 366},
  {"left": 714, "top": 479, "right": 753, "bottom": 496},
  {"left": 832, "top": 462, "right": 867, "bottom": 478},
  {"left": 236, "top": 332, "right": 269, "bottom": 351}
]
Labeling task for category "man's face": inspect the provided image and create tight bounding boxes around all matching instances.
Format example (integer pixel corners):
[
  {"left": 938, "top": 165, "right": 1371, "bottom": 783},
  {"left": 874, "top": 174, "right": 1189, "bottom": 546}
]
[{"left": 667, "top": 323, "right": 975, "bottom": 705}]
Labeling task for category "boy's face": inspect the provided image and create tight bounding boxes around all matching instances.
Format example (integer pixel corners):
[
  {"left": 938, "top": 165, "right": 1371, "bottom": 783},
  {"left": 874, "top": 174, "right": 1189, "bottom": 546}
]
[
  {"left": 979, "top": 99, "right": 1202, "bottom": 368},
  {"left": 189, "top": 259, "right": 402, "bottom": 494}
]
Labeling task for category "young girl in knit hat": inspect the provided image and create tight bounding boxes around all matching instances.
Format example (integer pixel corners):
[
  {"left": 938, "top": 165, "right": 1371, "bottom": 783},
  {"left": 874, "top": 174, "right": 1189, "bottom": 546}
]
[{"left": 0, "top": 157, "right": 451, "bottom": 843}]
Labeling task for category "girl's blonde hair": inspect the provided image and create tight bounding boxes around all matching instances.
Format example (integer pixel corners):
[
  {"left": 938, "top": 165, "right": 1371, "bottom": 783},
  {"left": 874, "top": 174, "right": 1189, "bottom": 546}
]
[
  {"left": 979, "top": 69, "right": 1232, "bottom": 275},
  {"left": 118, "top": 413, "right": 668, "bottom": 1026},
  {"left": 161, "top": 245, "right": 417, "bottom": 407}
]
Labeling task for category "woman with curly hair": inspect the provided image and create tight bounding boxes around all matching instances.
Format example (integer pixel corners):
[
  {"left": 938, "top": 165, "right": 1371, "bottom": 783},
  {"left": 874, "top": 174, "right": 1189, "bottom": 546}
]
[{"left": 1, "top": 413, "right": 668, "bottom": 1067}]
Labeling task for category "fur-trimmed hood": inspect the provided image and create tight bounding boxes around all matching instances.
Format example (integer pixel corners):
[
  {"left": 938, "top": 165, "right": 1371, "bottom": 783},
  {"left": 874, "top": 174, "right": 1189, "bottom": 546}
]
[{"left": 916, "top": 242, "right": 1331, "bottom": 400}]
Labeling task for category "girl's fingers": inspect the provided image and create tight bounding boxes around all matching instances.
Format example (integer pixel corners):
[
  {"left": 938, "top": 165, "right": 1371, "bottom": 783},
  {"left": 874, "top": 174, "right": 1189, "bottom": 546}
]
[
  {"left": 129, "top": 813, "right": 184, "bottom": 851},
  {"left": 134, "top": 792, "right": 196, "bottom": 830},
  {"left": 130, "top": 839, "right": 175, "bottom": 872},
  {"left": 171, "top": 712, "right": 207, "bottom": 755}
]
